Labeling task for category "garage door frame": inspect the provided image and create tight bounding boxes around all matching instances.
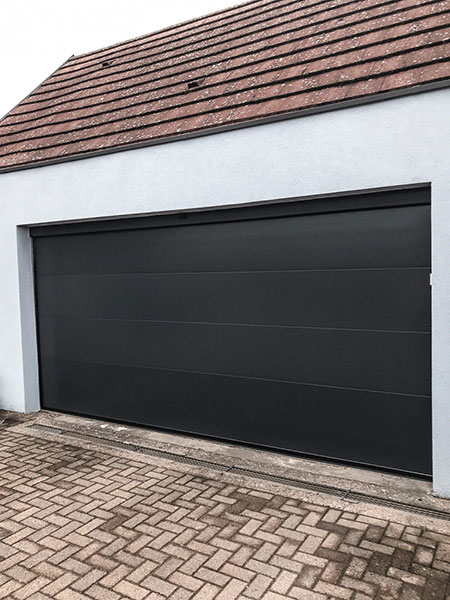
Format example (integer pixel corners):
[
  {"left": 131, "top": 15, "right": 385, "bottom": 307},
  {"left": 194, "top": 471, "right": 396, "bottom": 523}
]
[{"left": 31, "top": 186, "right": 430, "bottom": 238}]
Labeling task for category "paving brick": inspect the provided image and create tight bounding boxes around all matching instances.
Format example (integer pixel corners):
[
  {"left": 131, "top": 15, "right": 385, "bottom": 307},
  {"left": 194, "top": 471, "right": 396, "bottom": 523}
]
[
  {"left": 191, "top": 584, "right": 219, "bottom": 600},
  {"left": 340, "top": 576, "right": 376, "bottom": 596},
  {"left": 270, "top": 570, "right": 297, "bottom": 595},
  {"left": 300, "top": 535, "right": 323, "bottom": 555},
  {"left": 170, "top": 590, "right": 194, "bottom": 600},
  {"left": 253, "top": 541, "right": 277, "bottom": 562},
  {"left": 346, "top": 557, "right": 368, "bottom": 579},
  {"left": 387, "top": 566, "right": 426, "bottom": 586},
  {"left": 314, "top": 580, "right": 353, "bottom": 599},
  {"left": 244, "top": 573, "right": 272, "bottom": 598},
  {"left": 85, "top": 584, "right": 121, "bottom": 600},
  {"left": 321, "top": 560, "right": 346, "bottom": 584},
  {"left": 56, "top": 591, "right": 87, "bottom": 600},
  {"left": 141, "top": 573, "right": 177, "bottom": 596},
  {"left": 0, "top": 424, "right": 449, "bottom": 600},
  {"left": 0, "top": 580, "right": 22, "bottom": 599},
  {"left": 288, "top": 588, "right": 328, "bottom": 600},
  {"left": 203, "top": 549, "right": 231, "bottom": 571},
  {"left": 114, "top": 580, "right": 149, "bottom": 599},
  {"left": 13, "top": 576, "right": 51, "bottom": 599},
  {"left": 41, "top": 573, "right": 78, "bottom": 595},
  {"left": 5, "top": 566, "right": 35, "bottom": 584},
  {"left": 220, "top": 562, "right": 255, "bottom": 583},
  {"left": 195, "top": 567, "right": 230, "bottom": 587},
  {"left": 169, "top": 572, "right": 203, "bottom": 592},
  {"left": 215, "top": 579, "right": 247, "bottom": 599},
  {"left": 100, "top": 565, "right": 134, "bottom": 588},
  {"left": 72, "top": 568, "right": 106, "bottom": 592}
]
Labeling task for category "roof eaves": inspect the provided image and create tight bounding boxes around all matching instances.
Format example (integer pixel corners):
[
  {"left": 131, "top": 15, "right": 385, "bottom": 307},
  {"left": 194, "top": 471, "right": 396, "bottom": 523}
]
[{"left": 1, "top": 78, "right": 449, "bottom": 175}]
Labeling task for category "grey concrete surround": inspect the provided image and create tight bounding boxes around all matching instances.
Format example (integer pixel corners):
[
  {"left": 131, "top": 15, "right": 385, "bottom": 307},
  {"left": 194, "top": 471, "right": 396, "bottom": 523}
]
[{"left": 1, "top": 89, "right": 449, "bottom": 495}]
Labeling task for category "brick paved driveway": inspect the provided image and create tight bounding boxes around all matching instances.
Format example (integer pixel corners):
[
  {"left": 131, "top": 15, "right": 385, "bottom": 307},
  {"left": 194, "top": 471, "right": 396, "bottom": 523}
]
[{"left": 0, "top": 424, "right": 449, "bottom": 600}]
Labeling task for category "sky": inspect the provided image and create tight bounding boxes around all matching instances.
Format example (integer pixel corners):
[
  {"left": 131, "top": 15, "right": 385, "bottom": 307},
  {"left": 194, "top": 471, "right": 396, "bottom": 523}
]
[{"left": 0, "top": 0, "right": 238, "bottom": 119}]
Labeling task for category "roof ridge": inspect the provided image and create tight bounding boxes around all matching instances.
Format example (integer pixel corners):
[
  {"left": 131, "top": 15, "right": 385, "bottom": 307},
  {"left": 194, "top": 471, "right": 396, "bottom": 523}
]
[
  {"left": 20, "top": 0, "right": 427, "bottom": 102},
  {"left": 61, "top": 0, "right": 341, "bottom": 71},
  {"left": 70, "top": 0, "right": 267, "bottom": 61},
  {"left": 42, "top": 0, "right": 369, "bottom": 81}
]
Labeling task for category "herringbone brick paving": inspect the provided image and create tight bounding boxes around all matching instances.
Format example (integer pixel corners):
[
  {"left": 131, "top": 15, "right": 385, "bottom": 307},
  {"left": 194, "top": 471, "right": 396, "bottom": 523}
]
[{"left": 0, "top": 426, "right": 449, "bottom": 600}]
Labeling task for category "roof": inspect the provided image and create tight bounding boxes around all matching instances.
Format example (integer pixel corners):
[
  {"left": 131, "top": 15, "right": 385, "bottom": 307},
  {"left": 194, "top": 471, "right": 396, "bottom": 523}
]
[{"left": 1, "top": 0, "right": 449, "bottom": 171}]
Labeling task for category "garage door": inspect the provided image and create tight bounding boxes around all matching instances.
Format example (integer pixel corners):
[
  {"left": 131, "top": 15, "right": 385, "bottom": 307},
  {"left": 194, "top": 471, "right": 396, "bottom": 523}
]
[{"left": 32, "top": 187, "right": 431, "bottom": 475}]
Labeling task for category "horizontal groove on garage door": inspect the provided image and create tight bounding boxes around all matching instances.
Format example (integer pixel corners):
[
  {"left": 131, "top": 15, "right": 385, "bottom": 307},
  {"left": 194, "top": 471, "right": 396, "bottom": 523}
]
[
  {"left": 42, "top": 357, "right": 431, "bottom": 398},
  {"left": 37, "top": 266, "right": 430, "bottom": 273},
  {"left": 35, "top": 316, "right": 432, "bottom": 335},
  {"left": 38, "top": 315, "right": 430, "bottom": 396}
]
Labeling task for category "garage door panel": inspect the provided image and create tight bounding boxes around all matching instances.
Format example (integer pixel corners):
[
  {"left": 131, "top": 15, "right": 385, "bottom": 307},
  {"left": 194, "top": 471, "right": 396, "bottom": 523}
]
[
  {"left": 35, "top": 204, "right": 430, "bottom": 276},
  {"left": 36, "top": 268, "right": 430, "bottom": 332},
  {"left": 39, "top": 317, "right": 430, "bottom": 396},
  {"left": 40, "top": 357, "right": 432, "bottom": 475},
  {"left": 34, "top": 191, "right": 431, "bottom": 475}
]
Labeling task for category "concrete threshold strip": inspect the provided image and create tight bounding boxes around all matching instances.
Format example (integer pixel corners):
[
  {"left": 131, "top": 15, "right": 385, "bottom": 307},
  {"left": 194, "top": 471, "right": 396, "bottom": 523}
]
[{"left": 28, "top": 423, "right": 450, "bottom": 522}]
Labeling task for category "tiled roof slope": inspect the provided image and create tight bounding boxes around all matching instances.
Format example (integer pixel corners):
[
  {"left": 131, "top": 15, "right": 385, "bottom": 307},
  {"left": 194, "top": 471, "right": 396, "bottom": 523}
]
[{"left": 1, "top": 0, "right": 450, "bottom": 170}]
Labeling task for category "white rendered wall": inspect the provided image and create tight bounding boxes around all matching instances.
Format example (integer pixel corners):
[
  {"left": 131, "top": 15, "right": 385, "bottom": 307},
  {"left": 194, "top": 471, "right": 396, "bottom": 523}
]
[{"left": 1, "top": 89, "right": 449, "bottom": 495}]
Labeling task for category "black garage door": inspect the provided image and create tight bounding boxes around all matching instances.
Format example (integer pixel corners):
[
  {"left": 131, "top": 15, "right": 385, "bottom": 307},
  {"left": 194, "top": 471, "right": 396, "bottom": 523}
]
[{"left": 32, "top": 187, "right": 431, "bottom": 475}]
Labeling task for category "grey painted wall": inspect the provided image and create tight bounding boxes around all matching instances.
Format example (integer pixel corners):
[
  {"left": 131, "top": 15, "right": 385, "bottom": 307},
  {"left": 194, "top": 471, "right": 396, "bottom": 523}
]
[{"left": 1, "top": 89, "right": 449, "bottom": 495}]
